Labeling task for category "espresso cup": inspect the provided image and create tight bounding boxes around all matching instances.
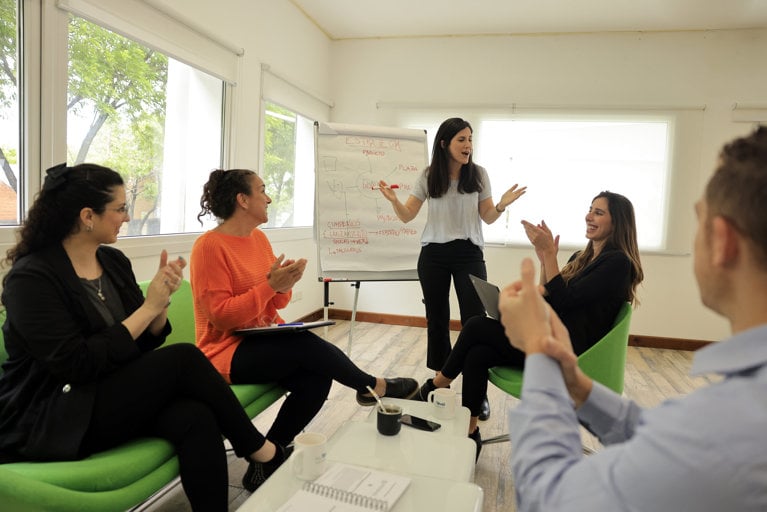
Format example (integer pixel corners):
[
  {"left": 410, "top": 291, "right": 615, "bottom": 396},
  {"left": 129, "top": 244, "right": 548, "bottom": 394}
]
[
  {"left": 376, "top": 403, "right": 403, "bottom": 436},
  {"left": 427, "top": 387, "right": 457, "bottom": 419},
  {"left": 292, "top": 432, "right": 327, "bottom": 480}
]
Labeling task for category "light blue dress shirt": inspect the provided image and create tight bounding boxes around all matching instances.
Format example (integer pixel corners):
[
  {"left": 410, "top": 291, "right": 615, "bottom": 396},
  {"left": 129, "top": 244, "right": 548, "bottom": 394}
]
[{"left": 509, "top": 324, "right": 767, "bottom": 512}]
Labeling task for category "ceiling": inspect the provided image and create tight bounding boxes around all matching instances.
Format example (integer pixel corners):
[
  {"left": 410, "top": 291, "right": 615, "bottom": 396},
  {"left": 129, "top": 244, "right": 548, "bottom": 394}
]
[{"left": 289, "top": 0, "right": 767, "bottom": 40}]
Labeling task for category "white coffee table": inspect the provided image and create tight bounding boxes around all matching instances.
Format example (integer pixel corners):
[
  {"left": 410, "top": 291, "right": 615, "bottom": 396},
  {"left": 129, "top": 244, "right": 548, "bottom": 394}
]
[{"left": 237, "top": 399, "right": 481, "bottom": 511}]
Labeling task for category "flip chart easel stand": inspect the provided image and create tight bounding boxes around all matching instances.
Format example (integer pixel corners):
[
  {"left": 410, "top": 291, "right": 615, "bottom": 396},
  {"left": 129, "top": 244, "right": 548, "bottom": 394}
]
[{"left": 322, "top": 279, "right": 361, "bottom": 355}]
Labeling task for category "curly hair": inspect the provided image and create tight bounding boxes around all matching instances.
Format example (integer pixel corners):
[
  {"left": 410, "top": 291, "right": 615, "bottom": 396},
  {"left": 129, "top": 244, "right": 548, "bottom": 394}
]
[{"left": 197, "top": 168, "right": 257, "bottom": 224}]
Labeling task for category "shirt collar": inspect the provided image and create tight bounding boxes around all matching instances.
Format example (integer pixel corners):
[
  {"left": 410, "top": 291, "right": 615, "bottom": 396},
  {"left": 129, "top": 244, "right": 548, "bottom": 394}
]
[{"left": 691, "top": 324, "right": 767, "bottom": 376}]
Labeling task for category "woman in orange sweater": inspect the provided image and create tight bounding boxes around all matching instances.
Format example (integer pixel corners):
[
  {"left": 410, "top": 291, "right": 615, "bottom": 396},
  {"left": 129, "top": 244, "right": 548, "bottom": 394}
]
[{"left": 190, "top": 169, "right": 418, "bottom": 480}]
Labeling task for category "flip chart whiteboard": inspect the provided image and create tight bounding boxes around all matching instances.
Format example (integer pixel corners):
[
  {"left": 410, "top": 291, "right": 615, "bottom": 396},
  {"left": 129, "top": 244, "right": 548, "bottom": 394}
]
[{"left": 314, "top": 121, "right": 428, "bottom": 280}]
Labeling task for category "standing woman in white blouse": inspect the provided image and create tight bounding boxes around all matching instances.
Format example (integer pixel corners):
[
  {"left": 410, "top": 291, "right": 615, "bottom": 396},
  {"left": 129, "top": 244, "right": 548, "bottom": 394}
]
[{"left": 378, "top": 117, "right": 526, "bottom": 419}]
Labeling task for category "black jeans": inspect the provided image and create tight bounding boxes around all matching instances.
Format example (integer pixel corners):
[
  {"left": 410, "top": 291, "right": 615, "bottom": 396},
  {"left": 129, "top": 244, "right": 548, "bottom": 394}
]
[
  {"left": 441, "top": 315, "right": 526, "bottom": 417},
  {"left": 230, "top": 330, "right": 377, "bottom": 447},
  {"left": 417, "top": 239, "right": 487, "bottom": 370},
  {"left": 82, "top": 344, "right": 264, "bottom": 512}
]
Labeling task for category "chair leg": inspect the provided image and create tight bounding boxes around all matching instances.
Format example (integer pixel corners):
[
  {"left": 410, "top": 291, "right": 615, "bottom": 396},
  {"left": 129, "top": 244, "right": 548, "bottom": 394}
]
[
  {"left": 481, "top": 433, "right": 511, "bottom": 445},
  {"left": 482, "top": 433, "right": 598, "bottom": 454}
]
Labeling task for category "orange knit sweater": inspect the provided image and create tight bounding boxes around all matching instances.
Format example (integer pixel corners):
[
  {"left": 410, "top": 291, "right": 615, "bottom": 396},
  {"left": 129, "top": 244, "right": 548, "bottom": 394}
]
[{"left": 190, "top": 229, "right": 292, "bottom": 382}]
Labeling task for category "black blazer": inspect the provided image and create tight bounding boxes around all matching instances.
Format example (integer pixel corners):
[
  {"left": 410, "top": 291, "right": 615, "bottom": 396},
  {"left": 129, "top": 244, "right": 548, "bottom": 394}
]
[
  {"left": 0, "top": 244, "right": 170, "bottom": 460},
  {"left": 544, "top": 248, "right": 632, "bottom": 355}
]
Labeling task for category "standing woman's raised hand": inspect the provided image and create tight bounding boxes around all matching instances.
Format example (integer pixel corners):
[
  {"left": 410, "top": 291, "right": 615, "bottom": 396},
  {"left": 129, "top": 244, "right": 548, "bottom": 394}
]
[
  {"left": 497, "top": 183, "right": 527, "bottom": 211},
  {"left": 377, "top": 180, "right": 398, "bottom": 202}
]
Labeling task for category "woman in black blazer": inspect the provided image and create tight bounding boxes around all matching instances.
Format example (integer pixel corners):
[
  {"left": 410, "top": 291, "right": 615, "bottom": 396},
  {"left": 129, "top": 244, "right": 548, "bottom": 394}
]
[
  {"left": 413, "top": 191, "right": 644, "bottom": 459},
  {"left": 0, "top": 163, "right": 287, "bottom": 510}
]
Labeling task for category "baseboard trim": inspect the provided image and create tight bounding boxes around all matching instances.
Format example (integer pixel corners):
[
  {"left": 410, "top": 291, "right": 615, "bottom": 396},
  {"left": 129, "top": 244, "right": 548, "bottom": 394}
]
[{"left": 299, "top": 308, "right": 712, "bottom": 351}]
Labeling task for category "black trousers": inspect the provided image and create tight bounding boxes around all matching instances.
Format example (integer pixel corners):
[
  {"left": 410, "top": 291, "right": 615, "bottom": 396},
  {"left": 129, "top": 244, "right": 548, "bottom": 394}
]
[
  {"left": 417, "top": 239, "right": 487, "bottom": 370},
  {"left": 441, "top": 315, "right": 526, "bottom": 417},
  {"left": 230, "top": 330, "right": 377, "bottom": 447},
  {"left": 81, "top": 343, "right": 264, "bottom": 512}
]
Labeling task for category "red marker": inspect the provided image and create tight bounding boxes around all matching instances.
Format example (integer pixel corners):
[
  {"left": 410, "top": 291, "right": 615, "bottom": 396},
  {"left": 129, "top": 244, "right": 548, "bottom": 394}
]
[{"left": 371, "top": 185, "right": 399, "bottom": 190}]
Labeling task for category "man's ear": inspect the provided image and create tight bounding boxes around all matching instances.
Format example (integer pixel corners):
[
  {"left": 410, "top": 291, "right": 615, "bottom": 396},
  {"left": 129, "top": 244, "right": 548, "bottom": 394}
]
[{"left": 710, "top": 216, "right": 739, "bottom": 267}]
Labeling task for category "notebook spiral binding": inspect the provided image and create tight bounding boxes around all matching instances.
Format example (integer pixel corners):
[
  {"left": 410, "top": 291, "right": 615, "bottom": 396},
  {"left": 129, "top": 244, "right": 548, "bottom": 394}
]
[{"left": 303, "top": 481, "right": 388, "bottom": 511}]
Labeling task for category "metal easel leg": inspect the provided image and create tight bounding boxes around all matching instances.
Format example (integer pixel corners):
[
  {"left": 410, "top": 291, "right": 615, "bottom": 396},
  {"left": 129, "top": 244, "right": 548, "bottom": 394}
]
[{"left": 347, "top": 281, "right": 360, "bottom": 355}]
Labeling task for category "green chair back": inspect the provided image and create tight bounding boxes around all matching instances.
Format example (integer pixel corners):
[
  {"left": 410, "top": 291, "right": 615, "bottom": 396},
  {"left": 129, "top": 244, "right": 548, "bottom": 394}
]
[
  {"left": 138, "top": 280, "right": 196, "bottom": 345},
  {"left": 489, "top": 302, "right": 633, "bottom": 397},
  {"left": 577, "top": 302, "right": 632, "bottom": 394}
]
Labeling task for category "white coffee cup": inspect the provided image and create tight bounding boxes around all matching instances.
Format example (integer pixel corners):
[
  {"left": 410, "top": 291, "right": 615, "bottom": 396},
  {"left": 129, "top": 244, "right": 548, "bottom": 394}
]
[
  {"left": 427, "top": 387, "right": 457, "bottom": 419},
  {"left": 291, "top": 432, "right": 327, "bottom": 480}
]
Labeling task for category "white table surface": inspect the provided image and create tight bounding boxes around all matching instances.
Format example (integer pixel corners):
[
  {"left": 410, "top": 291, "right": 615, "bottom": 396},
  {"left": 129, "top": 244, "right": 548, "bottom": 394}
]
[
  {"left": 237, "top": 460, "right": 483, "bottom": 512},
  {"left": 237, "top": 400, "right": 481, "bottom": 512}
]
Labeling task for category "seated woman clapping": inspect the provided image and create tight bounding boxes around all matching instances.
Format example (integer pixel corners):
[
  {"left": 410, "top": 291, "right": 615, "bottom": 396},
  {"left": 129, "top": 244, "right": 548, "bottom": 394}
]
[{"left": 411, "top": 191, "right": 644, "bottom": 460}]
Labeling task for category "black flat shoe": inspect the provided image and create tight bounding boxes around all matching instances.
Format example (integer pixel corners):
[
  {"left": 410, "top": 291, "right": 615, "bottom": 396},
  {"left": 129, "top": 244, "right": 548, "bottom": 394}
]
[
  {"left": 242, "top": 443, "right": 291, "bottom": 493},
  {"left": 479, "top": 395, "right": 491, "bottom": 421},
  {"left": 356, "top": 377, "right": 419, "bottom": 406},
  {"left": 413, "top": 378, "right": 436, "bottom": 401}
]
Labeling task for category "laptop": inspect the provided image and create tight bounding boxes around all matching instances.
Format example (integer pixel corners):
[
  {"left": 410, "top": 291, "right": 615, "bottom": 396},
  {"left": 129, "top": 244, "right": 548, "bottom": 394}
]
[{"left": 469, "top": 274, "right": 501, "bottom": 320}]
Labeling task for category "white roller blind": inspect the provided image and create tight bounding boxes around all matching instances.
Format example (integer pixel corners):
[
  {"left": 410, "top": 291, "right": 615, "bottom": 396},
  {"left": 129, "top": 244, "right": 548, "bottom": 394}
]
[
  {"left": 56, "top": 0, "right": 241, "bottom": 84},
  {"left": 261, "top": 65, "right": 332, "bottom": 122}
]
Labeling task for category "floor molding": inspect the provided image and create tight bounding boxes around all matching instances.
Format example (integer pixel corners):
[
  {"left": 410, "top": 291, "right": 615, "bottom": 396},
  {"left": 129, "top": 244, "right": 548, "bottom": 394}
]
[{"left": 300, "top": 308, "right": 712, "bottom": 351}]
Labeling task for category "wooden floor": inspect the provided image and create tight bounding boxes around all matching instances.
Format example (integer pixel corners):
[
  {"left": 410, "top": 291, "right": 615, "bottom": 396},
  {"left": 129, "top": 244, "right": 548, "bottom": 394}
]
[{"left": 144, "top": 320, "right": 717, "bottom": 512}]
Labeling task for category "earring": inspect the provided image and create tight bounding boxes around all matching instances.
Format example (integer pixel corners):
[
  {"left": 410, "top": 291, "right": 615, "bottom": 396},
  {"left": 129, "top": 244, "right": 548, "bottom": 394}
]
[{"left": 86, "top": 224, "right": 93, "bottom": 232}]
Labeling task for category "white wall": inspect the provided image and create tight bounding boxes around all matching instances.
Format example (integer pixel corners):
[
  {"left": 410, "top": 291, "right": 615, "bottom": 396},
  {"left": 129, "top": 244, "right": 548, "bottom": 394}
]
[{"left": 323, "top": 29, "right": 767, "bottom": 342}]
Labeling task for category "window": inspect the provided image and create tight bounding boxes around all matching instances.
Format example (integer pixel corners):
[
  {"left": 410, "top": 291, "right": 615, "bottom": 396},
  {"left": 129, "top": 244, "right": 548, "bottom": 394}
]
[
  {"left": 401, "top": 112, "right": 672, "bottom": 251},
  {"left": 261, "top": 102, "right": 315, "bottom": 228},
  {"left": 477, "top": 119, "right": 670, "bottom": 250},
  {"left": 66, "top": 14, "right": 224, "bottom": 236},
  {"left": 0, "top": 0, "right": 19, "bottom": 226}
]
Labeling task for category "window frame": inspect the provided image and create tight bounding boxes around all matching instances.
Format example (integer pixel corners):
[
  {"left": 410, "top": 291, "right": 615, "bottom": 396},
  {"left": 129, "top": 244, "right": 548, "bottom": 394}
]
[{"left": 0, "top": 0, "right": 238, "bottom": 250}]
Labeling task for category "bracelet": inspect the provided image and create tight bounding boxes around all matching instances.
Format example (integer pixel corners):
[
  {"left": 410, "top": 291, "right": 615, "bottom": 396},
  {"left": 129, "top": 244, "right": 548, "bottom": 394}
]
[{"left": 495, "top": 203, "right": 505, "bottom": 213}]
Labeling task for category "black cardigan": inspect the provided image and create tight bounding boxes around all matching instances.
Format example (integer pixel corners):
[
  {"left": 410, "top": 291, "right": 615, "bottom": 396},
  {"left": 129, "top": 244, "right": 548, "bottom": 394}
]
[
  {"left": 0, "top": 244, "right": 170, "bottom": 460},
  {"left": 545, "top": 248, "right": 632, "bottom": 355}
]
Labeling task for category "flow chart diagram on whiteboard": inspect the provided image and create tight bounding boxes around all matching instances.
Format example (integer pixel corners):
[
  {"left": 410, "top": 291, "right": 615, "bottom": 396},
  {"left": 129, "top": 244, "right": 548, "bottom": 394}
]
[{"left": 314, "top": 121, "right": 428, "bottom": 278}]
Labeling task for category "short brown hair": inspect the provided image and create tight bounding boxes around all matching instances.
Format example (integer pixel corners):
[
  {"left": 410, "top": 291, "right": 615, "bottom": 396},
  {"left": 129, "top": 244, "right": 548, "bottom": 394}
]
[{"left": 705, "top": 126, "right": 767, "bottom": 268}]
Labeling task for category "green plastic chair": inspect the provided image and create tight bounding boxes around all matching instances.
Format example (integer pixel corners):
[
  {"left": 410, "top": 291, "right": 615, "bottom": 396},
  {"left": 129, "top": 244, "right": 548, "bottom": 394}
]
[{"left": 483, "top": 302, "right": 633, "bottom": 445}]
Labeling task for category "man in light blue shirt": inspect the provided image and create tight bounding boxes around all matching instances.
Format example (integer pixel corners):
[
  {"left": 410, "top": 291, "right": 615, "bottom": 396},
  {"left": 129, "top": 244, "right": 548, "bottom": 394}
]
[{"left": 500, "top": 126, "right": 767, "bottom": 512}]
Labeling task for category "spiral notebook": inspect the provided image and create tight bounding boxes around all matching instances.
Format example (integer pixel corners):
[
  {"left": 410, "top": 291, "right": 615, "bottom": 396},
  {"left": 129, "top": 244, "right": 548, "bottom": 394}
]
[{"left": 275, "top": 462, "right": 410, "bottom": 511}]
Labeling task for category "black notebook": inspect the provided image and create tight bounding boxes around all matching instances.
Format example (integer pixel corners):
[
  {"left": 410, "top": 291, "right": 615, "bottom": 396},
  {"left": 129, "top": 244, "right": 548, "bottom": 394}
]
[{"left": 234, "top": 320, "right": 335, "bottom": 336}]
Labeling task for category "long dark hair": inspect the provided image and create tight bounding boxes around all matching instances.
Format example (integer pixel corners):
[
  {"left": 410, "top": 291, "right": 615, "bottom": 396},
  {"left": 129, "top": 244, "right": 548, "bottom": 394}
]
[
  {"left": 426, "top": 117, "right": 483, "bottom": 198},
  {"left": 3, "top": 163, "right": 124, "bottom": 269},
  {"left": 560, "top": 191, "right": 644, "bottom": 305},
  {"left": 197, "top": 168, "right": 256, "bottom": 224}
]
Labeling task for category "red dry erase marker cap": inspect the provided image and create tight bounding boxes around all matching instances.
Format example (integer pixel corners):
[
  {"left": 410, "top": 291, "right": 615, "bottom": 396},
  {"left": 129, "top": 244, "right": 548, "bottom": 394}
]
[{"left": 390, "top": 185, "right": 400, "bottom": 189}]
